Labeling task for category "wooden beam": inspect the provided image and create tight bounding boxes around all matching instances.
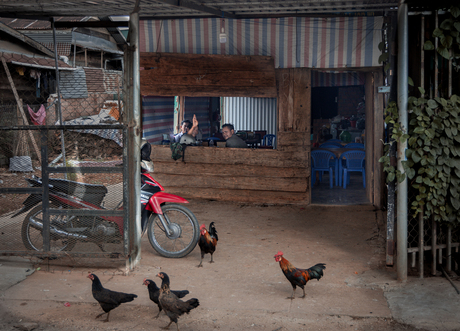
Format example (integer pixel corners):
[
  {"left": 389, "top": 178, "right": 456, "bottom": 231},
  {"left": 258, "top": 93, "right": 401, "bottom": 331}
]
[
  {"left": 1, "top": 57, "right": 41, "bottom": 162},
  {"left": 140, "top": 53, "right": 276, "bottom": 97}
]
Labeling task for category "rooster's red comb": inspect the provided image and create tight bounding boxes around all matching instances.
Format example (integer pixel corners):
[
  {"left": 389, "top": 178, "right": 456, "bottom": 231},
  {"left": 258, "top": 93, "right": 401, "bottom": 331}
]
[
  {"left": 200, "top": 224, "right": 206, "bottom": 230},
  {"left": 274, "top": 251, "right": 283, "bottom": 257}
]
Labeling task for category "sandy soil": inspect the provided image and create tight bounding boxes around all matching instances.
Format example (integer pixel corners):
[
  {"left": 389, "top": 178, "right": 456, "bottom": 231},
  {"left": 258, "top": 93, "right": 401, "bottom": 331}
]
[{"left": 0, "top": 198, "right": 431, "bottom": 331}]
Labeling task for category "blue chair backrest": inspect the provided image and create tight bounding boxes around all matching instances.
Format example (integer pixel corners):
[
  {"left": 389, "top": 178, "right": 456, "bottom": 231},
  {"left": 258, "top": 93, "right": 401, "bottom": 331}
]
[
  {"left": 326, "top": 139, "right": 342, "bottom": 143},
  {"left": 206, "top": 137, "right": 220, "bottom": 141},
  {"left": 319, "top": 142, "right": 341, "bottom": 148},
  {"left": 262, "top": 134, "right": 276, "bottom": 147},
  {"left": 344, "top": 142, "right": 364, "bottom": 149},
  {"left": 311, "top": 150, "right": 336, "bottom": 169},
  {"left": 340, "top": 150, "right": 365, "bottom": 169}
]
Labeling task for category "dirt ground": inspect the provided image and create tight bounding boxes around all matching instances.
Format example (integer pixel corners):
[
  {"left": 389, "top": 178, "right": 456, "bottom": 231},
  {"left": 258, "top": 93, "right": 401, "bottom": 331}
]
[{"left": 0, "top": 194, "right": 432, "bottom": 331}]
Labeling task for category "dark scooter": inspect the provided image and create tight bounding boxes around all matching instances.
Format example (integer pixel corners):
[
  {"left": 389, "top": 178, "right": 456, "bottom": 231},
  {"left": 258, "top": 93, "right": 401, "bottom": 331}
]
[{"left": 13, "top": 140, "right": 199, "bottom": 258}]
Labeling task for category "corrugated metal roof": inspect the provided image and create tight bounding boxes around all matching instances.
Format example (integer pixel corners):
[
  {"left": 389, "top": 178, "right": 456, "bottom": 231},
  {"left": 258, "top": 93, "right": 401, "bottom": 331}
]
[
  {"left": 0, "top": 0, "right": 403, "bottom": 19},
  {"left": 0, "top": 51, "right": 74, "bottom": 70}
]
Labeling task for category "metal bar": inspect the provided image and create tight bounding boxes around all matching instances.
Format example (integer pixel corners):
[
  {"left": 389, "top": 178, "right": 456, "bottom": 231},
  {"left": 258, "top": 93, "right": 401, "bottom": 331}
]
[
  {"left": 47, "top": 167, "right": 123, "bottom": 174},
  {"left": 51, "top": 18, "right": 66, "bottom": 180},
  {"left": 432, "top": 217, "right": 437, "bottom": 275},
  {"left": 434, "top": 11, "right": 438, "bottom": 98},
  {"left": 125, "top": 8, "right": 142, "bottom": 272},
  {"left": 0, "top": 125, "right": 125, "bottom": 130},
  {"left": 447, "top": 225, "right": 452, "bottom": 272},
  {"left": 50, "top": 209, "right": 123, "bottom": 217},
  {"left": 40, "top": 130, "right": 50, "bottom": 252},
  {"left": 0, "top": 251, "right": 124, "bottom": 258},
  {"left": 0, "top": 188, "right": 42, "bottom": 194},
  {"left": 396, "top": 1, "right": 409, "bottom": 282},
  {"left": 386, "top": 12, "right": 398, "bottom": 267},
  {"left": 418, "top": 205, "right": 424, "bottom": 278},
  {"left": 408, "top": 242, "right": 460, "bottom": 253}
]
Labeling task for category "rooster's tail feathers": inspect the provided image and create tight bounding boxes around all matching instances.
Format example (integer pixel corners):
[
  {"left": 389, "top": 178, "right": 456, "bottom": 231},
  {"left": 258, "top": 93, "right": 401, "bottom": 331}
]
[
  {"left": 209, "top": 222, "right": 218, "bottom": 241},
  {"left": 186, "top": 298, "right": 200, "bottom": 310},
  {"left": 307, "top": 263, "right": 326, "bottom": 281}
]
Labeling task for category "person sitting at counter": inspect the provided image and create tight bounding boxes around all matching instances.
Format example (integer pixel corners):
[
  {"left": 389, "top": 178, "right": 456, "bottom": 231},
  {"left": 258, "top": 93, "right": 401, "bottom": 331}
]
[
  {"left": 174, "top": 119, "right": 192, "bottom": 142},
  {"left": 179, "top": 115, "right": 199, "bottom": 144},
  {"left": 221, "top": 123, "right": 247, "bottom": 148}
]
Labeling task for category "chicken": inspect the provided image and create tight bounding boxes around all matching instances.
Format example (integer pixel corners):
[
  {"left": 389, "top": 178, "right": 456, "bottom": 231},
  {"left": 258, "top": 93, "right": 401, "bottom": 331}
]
[
  {"left": 197, "top": 222, "right": 218, "bottom": 267},
  {"left": 274, "top": 251, "right": 326, "bottom": 300},
  {"left": 87, "top": 273, "right": 137, "bottom": 322},
  {"left": 156, "top": 272, "right": 199, "bottom": 331},
  {"left": 143, "top": 278, "right": 189, "bottom": 318}
]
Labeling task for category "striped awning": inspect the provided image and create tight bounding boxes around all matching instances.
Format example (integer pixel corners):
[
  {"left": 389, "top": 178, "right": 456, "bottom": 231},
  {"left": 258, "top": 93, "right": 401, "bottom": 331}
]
[{"left": 140, "top": 16, "right": 383, "bottom": 69}]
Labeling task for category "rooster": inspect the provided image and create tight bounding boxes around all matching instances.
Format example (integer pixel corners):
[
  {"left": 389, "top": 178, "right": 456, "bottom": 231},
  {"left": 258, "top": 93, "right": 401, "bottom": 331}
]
[
  {"left": 156, "top": 272, "right": 199, "bottom": 330},
  {"left": 87, "top": 273, "right": 137, "bottom": 322},
  {"left": 197, "top": 222, "right": 218, "bottom": 267},
  {"left": 143, "top": 278, "right": 189, "bottom": 318},
  {"left": 274, "top": 251, "right": 326, "bottom": 300}
]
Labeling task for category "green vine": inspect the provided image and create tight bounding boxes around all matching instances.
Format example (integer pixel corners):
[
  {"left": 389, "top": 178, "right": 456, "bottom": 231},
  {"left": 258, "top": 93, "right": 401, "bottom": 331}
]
[{"left": 379, "top": 6, "right": 460, "bottom": 226}]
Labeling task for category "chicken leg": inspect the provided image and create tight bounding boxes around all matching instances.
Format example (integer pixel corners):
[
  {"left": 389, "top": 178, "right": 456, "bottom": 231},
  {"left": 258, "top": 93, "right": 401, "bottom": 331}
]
[
  {"left": 287, "top": 287, "right": 296, "bottom": 300},
  {"left": 95, "top": 311, "right": 110, "bottom": 322},
  {"left": 197, "top": 253, "right": 204, "bottom": 267}
]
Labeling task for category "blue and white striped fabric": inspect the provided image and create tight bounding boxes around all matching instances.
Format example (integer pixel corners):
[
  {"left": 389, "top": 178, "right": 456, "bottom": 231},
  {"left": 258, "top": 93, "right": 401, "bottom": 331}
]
[
  {"left": 142, "top": 96, "right": 175, "bottom": 144},
  {"left": 140, "top": 16, "right": 383, "bottom": 69}
]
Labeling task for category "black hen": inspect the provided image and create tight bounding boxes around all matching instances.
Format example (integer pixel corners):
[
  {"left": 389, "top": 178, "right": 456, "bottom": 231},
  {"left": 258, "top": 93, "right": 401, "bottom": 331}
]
[
  {"left": 197, "top": 222, "right": 218, "bottom": 267},
  {"left": 143, "top": 278, "right": 189, "bottom": 318},
  {"left": 156, "top": 272, "right": 199, "bottom": 331},
  {"left": 87, "top": 273, "right": 137, "bottom": 322}
]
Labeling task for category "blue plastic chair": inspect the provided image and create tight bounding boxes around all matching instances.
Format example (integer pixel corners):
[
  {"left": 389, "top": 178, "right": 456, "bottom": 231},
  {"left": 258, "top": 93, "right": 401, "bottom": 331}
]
[
  {"left": 339, "top": 150, "right": 366, "bottom": 189},
  {"left": 262, "top": 134, "right": 276, "bottom": 148},
  {"left": 311, "top": 150, "right": 338, "bottom": 188},
  {"left": 206, "top": 137, "right": 220, "bottom": 141},
  {"left": 326, "top": 139, "right": 342, "bottom": 143},
  {"left": 344, "top": 142, "right": 364, "bottom": 149},
  {"left": 319, "top": 142, "right": 342, "bottom": 148}
]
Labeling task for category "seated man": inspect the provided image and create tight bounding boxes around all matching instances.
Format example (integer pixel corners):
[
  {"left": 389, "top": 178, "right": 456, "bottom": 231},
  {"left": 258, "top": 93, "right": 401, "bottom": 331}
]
[
  {"left": 221, "top": 123, "right": 247, "bottom": 148},
  {"left": 179, "top": 115, "right": 199, "bottom": 145},
  {"left": 174, "top": 119, "right": 192, "bottom": 142}
]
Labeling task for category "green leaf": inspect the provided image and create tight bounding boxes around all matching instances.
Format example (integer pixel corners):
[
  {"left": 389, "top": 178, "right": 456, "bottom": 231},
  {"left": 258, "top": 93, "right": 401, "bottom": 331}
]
[
  {"left": 454, "top": 21, "right": 460, "bottom": 32},
  {"left": 427, "top": 99, "right": 438, "bottom": 109},
  {"left": 414, "top": 126, "right": 425, "bottom": 134},
  {"left": 441, "top": 35, "right": 454, "bottom": 48},
  {"left": 387, "top": 172, "right": 395, "bottom": 182},
  {"left": 412, "top": 151, "right": 422, "bottom": 163},
  {"left": 424, "top": 40, "right": 435, "bottom": 50},
  {"left": 408, "top": 77, "right": 414, "bottom": 86},
  {"left": 451, "top": 197, "right": 460, "bottom": 210},
  {"left": 378, "top": 41, "right": 385, "bottom": 51},
  {"left": 440, "top": 19, "right": 454, "bottom": 31},
  {"left": 418, "top": 87, "right": 426, "bottom": 95},
  {"left": 378, "top": 52, "right": 389, "bottom": 64},
  {"left": 433, "top": 28, "right": 444, "bottom": 38},
  {"left": 452, "top": 7, "right": 460, "bottom": 19},
  {"left": 437, "top": 46, "right": 451, "bottom": 60}
]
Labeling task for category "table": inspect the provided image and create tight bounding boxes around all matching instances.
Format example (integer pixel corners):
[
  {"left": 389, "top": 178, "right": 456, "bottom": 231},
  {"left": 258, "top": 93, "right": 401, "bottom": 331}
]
[
  {"left": 312, "top": 147, "right": 363, "bottom": 158},
  {"left": 246, "top": 137, "right": 261, "bottom": 148}
]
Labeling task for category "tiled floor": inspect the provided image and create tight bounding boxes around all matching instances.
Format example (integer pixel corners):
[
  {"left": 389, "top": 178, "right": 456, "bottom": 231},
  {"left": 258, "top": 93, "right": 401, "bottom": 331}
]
[{"left": 311, "top": 172, "right": 369, "bottom": 205}]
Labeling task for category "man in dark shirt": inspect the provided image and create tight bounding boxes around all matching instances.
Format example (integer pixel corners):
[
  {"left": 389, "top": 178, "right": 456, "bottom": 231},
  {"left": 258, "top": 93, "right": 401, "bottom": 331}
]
[
  {"left": 174, "top": 119, "right": 192, "bottom": 142},
  {"left": 221, "top": 123, "right": 247, "bottom": 148}
]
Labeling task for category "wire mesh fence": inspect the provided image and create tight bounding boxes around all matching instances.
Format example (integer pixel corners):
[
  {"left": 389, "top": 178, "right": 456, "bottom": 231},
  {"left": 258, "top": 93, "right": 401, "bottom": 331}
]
[{"left": 0, "top": 52, "right": 128, "bottom": 267}]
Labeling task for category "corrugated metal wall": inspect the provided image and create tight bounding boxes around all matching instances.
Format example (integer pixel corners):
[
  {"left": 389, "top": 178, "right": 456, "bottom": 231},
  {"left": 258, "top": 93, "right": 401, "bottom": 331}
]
[
  {"left": 184, "top": 97, "right": 211, "bottom": 139},
  {"left": 142, "top": 96, "right": 175, "bottom": 144},
  {"left": 222, "top": 97, "right": 277, "bottom": 135}
]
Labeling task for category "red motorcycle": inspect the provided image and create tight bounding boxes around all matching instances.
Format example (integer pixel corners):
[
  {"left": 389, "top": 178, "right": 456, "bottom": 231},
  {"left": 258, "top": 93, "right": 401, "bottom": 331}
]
[{"left": 13, "top": 140, "right": 199, "bottom": 258}]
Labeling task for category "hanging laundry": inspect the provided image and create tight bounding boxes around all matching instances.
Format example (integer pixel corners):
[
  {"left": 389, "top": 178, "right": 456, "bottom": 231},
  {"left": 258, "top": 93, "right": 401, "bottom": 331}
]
[
  {"left": 28, "top": 104, "right": 46, "bottom": 125},
  {"left": 108, "top": 105, "right": 120, "bottom": 121}
]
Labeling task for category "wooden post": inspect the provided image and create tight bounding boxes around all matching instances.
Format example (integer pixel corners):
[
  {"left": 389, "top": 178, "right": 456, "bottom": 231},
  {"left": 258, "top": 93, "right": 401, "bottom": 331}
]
[{"left": 1, "top": 56, "right": 41, "bottom": 162}]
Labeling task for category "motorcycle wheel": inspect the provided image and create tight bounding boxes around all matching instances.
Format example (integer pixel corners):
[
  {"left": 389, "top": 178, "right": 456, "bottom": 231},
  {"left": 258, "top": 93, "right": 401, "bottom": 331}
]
[
  {"left": 21, "top": 204, "right": 77, "bottom": 252},
  {"left": 147, "top": 203, "right": 199, "bottom": 258}
]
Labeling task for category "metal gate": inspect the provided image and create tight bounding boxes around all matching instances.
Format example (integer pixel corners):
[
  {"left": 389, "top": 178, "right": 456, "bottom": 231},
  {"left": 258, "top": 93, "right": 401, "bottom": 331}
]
[{"left": 0, "top": 49, "right": 131, "bottom": 268}]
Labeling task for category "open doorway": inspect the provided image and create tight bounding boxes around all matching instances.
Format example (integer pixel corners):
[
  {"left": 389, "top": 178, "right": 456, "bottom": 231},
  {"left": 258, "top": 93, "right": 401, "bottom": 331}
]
[{"left": 310, "top": 72, "right": 368, "bottom": 205}]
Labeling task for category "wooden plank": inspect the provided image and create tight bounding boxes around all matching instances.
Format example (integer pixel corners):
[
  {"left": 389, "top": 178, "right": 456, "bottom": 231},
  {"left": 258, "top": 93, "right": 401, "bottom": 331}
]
[
  {"left": 373, "top": 70, "right": 384, "bottom": 209},
  {"left": 154, "top": 161, "right": 308, "bottom": 178},
  {"left": 277, "top": 132, "right": 310, "bottom": 147},
  {"left": 365, "top": 71, "right": 374, "bottom": 205},
  {"left": 140, "top": 52, "right": 275, "bottom": 71},
  {"left": 276, "top": 68, "right": 290, "bottom": 132},
  {"left": 293, "top": 68, "right": 311, "bottom": 132},
  {"left": 140, "top": 52, "right": 276, "bottom": 98},
  {"left": 151, "top": 145, "right": 308, "bottom": 168},
  {"left": 141, "top": 85, "right": 277, "bottom": 98},
  {"left": 164, "top": 187, "right": 309, "bottom": 205},
  {"left": 154, "top": 173, "right": 308, "bottom": 192}
]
